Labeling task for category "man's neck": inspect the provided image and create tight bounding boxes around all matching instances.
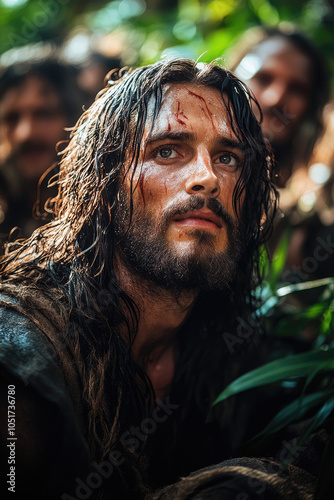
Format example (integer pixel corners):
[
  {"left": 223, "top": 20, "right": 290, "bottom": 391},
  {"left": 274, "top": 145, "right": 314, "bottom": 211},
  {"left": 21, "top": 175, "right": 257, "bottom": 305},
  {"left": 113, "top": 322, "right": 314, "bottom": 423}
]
[
  {"left": 115, "top": 257, "right": 198, "bottom": 399},
  {"left": 115, "top": 256, "right": 196, "bottom": 357}
]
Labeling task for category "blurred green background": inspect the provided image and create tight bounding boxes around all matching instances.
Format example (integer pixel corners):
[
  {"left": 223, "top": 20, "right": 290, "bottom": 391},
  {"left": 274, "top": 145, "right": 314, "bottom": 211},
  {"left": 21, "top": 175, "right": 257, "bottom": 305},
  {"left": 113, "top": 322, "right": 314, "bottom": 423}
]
[{"left": 0, "top": 0, "right": 333, "bottom": 84}]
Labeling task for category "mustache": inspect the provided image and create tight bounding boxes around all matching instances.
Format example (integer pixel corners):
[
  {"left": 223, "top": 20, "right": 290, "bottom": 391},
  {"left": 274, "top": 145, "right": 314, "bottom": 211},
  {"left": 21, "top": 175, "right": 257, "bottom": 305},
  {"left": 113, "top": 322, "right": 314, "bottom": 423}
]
[{"left": 162, "top": 196, "right": 236, "bottom": 234}]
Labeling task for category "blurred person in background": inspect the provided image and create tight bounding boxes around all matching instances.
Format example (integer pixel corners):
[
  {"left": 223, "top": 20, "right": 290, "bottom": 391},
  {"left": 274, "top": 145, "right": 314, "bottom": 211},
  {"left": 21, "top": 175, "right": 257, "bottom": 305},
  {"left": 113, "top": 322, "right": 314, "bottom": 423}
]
[
  {"left": 228, "top": 25, "right": 333, "bottom": 286},
  {"left": 60, "top": 31, "right": 123, "bottom": 108},
  {"left": 0, "top": 43, "right": 84, "bottom": 248},
  {"left": 77, "top": 51, "right": 122, "bottom": 106},
  {"left": 276, "top": 101, "right": 334, "bottom": 283},
  {"left": 229, "top": 25, "right": 330, "bottom": 189}
]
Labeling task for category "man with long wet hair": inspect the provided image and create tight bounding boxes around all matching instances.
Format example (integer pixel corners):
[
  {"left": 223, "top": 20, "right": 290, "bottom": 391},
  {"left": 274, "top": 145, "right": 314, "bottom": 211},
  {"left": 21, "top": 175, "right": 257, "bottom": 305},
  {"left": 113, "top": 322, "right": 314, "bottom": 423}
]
[{"left": 0, "top": 59, "right": 287, "bottom": 499}]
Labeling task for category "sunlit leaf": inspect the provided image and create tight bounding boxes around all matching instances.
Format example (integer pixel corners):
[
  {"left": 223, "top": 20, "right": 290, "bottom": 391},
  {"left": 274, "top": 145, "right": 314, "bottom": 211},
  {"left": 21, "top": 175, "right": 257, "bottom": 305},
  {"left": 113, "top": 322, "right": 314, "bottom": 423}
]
[
  {"left": 213, "top": 348, "right": 334, "bottom": 406},
  {"left": 276, "top": 277, "right": 334, "bottom": 299},
  {"left": 267, "top": 226, "right": 292, "bottom": 292},
  {"left": 321, "top": 308, "right": 334, "bottom": 336}
]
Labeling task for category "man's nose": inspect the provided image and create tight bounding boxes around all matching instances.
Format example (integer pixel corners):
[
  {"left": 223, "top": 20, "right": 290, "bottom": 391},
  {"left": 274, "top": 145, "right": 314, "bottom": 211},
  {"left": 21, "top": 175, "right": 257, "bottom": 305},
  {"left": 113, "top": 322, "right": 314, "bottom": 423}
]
[
  {"left": 13, "top": 115, "right": 35, "bottom": 143},
  {"left": 185, "top": 153, "right": 220, "bottom": 198}
]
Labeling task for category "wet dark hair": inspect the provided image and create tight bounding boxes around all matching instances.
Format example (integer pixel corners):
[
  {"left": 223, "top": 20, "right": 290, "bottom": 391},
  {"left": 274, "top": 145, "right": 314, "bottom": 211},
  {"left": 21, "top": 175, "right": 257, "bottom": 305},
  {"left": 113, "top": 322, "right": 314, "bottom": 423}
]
[
  {"left": 0, "top": 58, "right": 277, "bottom": 495},
  {"left": 229, "top": 25, "right": 330, "bottom": 172}
]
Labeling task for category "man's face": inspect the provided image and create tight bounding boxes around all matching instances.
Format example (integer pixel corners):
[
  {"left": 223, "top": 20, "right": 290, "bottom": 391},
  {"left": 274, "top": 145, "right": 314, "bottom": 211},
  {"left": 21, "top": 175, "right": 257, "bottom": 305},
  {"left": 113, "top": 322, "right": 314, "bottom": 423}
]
[
  {"left": 0, "top": 75, "right": 67, "bottom": 181},
  {"left": 235, "top": 37, "right": 312, "bottom": 145},
  {"left": 115, "top": 83, "right": 245, "bottom": 292}
]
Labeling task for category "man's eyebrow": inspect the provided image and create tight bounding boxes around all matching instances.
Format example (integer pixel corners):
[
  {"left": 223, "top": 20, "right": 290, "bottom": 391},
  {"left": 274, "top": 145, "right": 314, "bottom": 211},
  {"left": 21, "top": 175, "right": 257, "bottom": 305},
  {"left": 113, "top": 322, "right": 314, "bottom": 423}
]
[
  {"left": 216, "top": 137, "right": 245, "bottom": 152},
  {"left": 146, "top": 131, "right": 195, "bottom": 144},
  {"left": 146, "top": 131, "right": 245, "bottom": 152}
]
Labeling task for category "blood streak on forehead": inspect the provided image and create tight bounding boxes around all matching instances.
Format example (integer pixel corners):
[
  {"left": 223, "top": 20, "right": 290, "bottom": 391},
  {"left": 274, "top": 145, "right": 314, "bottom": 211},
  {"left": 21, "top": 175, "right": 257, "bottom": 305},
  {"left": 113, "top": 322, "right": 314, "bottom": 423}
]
[{"left": 148, "top": 84, "right": 234, "bottom": 137}]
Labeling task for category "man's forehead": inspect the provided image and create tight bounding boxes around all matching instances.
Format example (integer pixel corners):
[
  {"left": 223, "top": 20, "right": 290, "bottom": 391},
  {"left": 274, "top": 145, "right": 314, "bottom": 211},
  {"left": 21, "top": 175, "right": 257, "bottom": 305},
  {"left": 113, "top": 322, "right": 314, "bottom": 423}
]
[
  {"left": 145, "top": 82, "right": 234, "bottom": 138},
  {"left": 249, "top": 38, "right": 312, "bottom": 80},
  {"left": 1, "top": 75, "right": 62, "bottom": 112},
  {"left": 161, "top": 82, "right": 224, "bottom": 108},
  {"left": 145, "top": 83, "right": 180, "bottom": 119}
]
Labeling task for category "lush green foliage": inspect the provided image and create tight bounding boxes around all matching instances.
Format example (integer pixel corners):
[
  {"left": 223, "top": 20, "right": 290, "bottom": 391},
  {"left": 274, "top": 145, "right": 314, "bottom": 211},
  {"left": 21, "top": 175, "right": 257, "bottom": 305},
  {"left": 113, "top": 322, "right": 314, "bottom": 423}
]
[
  {"left": 213, "top": 240, "right": 334, "bottom": 499},
  {"left": 0, "top": 0, "right": 333, "bottom": 85}
]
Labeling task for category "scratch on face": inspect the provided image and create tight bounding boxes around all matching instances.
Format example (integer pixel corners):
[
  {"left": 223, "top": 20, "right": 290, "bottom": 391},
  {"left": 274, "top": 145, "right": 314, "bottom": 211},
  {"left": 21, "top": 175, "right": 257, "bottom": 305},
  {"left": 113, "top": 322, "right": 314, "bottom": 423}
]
[
  {"left": 176, "top": 100, "right": 188, "bottom": 126},
  {"left": 138, "top": 172, "right": 155, "bottom": 208},
  {"left": 186, "top": 88, "right": 218, "bottom": 133}
]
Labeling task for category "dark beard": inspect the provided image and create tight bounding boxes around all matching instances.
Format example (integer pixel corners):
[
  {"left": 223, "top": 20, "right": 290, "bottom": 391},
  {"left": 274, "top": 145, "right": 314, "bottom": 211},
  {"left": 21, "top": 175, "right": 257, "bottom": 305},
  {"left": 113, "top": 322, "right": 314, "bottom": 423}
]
[{"left": 114, "top": 189, "right": 242, "bottom": 293}]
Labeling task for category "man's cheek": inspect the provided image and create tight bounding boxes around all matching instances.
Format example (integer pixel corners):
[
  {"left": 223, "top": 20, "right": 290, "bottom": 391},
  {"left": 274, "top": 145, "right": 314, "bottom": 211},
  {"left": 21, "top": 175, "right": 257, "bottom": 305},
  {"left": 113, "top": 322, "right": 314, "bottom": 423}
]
[
  {"left": 137, "top": 173, "right": 165, "bottom": 209},
  {"left": 137, "top": 174, "right": 149, "bottom": 206},
  {"left": 220, "top": 196, "right": 235, "bottom": 219},
  {"left": 0, "top": 140, "right": 13, "bottom": 162}
]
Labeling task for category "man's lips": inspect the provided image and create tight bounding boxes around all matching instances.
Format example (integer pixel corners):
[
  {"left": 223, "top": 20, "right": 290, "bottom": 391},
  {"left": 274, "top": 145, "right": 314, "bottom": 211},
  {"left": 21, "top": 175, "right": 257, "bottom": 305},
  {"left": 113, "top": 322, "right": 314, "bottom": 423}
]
[{"left": 173, "top": 209, "right": 223, "bottom": 230}]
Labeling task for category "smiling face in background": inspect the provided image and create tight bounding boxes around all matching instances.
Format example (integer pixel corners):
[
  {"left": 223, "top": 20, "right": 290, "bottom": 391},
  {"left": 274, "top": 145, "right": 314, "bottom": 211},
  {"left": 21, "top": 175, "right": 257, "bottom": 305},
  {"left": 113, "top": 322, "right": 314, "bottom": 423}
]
[
  {"left": 115, "top": 83, "right": 245, "bottom": 292},
  {"left": 235, "top": 37, "right": 312, "bottom": 146}
]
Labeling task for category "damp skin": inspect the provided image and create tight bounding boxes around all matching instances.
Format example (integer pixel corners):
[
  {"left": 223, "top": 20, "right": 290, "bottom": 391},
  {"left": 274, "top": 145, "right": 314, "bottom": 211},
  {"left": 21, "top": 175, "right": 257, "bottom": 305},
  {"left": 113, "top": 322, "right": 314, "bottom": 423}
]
[{"left": 124, "top": 83, "right": 245, "bottom": 256}]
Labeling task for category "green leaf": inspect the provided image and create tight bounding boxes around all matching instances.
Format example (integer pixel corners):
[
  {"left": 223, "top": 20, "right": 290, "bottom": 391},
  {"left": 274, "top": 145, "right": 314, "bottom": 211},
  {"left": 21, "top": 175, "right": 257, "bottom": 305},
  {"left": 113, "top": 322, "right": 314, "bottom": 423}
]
[
  {"left": 321, "top": 308, "right": 334, "bottom": 336},
  {"left": 213, "top": 348, "right": 334, "bottom": 407},
  {"left": 302, "top": 366, "right": 323, "bottom": 395},
  {"left": 256, "top": 295, "right": 279, "bottom": 316},
  {"left": 298, "top": 397, "right": 334, "bottom": 443},
  {"left": 274, "top": 301, "right": 331, "bottom": 337},
  {"left": 267, "top": 226, "right": 292, "bottom": 292},
  {"left": 285, "top": 398, "right": 334, "bottom": 466},
  {"left": 255, "top": 277, "right": 334, "bottom": 320},
  {"left": 259, "top": 244, "right": 270, "bottom": 282},
  {"left": 276, "top": 277, "right": 334, "bottom": 299},
  {"left": 251, "top": 389, "right": 334, "bottom": 441}
]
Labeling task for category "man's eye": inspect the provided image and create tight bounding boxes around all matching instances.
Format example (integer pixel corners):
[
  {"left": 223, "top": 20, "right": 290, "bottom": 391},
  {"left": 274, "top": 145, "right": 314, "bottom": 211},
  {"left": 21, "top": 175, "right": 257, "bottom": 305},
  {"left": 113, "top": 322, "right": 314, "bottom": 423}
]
[
  {"left": 253, "top": 73, "right": 272, "bottom": 87},
  {"left": 215, "top": 153, "right": 238, "bottom": 167},
  {"left": 3, "top": 112, "right": 19, "bottom": 126},
  {"left": 157, "top": 147, "right": 177, "bottom": 159}
]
